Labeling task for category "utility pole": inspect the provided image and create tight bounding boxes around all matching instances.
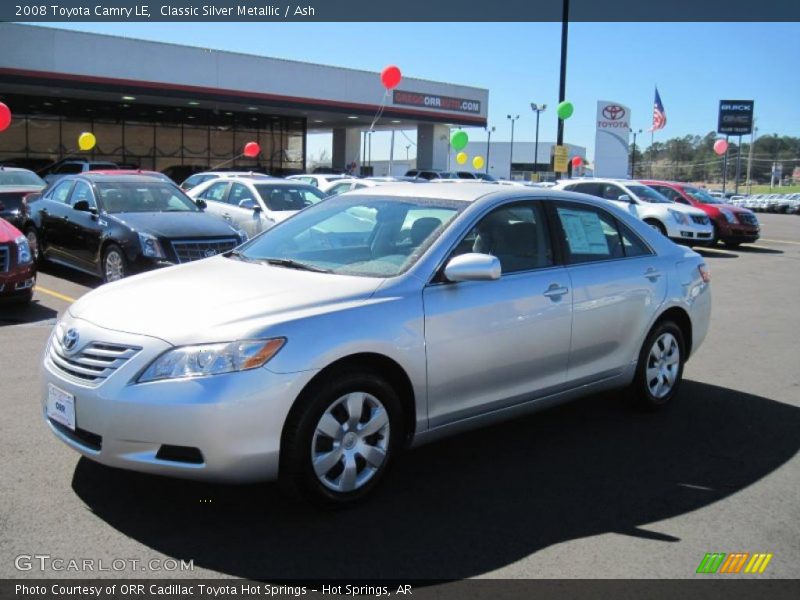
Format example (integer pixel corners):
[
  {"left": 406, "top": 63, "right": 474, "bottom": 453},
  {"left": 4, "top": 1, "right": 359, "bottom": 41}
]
[
  {"left": 630, "top": 128, "right": 642, "bottom": 178},
  {"left": 507, "top": 114, "right": 519, "bottom": 178},
  {"left": 530, "top": 103, "right": 547, "bottom": 179},
  {"left": 556, "top": 0, "right": 569, "bottom": 148},
  {"left": 485, "top": 126, "right": 495, "bottom": 174},
  {"left": 746, "top": 120, "right": 757, "bottom": 195},
  {"left": 734, "top": 134, "right": 743, "bottom": 194}
]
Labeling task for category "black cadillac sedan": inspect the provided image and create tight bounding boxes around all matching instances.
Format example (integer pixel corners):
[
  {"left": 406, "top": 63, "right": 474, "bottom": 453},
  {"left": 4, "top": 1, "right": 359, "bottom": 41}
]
[{"left": 25, "top": 174, "right": 247, "bottom": 282}]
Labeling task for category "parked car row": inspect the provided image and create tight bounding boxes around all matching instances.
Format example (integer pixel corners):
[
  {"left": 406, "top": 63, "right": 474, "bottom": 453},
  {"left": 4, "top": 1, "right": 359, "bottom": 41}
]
[{"left": 729, "top": 193, "right": 800, "bottom": 214}]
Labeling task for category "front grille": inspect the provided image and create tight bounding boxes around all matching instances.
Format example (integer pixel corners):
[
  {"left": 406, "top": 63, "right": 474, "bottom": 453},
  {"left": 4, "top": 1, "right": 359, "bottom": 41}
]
[
  {"left": 0, "top": 246, "right": 9, "bottom": 273},
  {"left": 691, "top": 215, "right": 710, "bottom": 225},
  {"left": 170, "top": 238, "right": 238, "bottom": 264},
  {"left": 737, "top": 212, "right": 758, "bottom": 226},
  {"left": 49, "top": 337, "right": 140, "bottom": 384}
]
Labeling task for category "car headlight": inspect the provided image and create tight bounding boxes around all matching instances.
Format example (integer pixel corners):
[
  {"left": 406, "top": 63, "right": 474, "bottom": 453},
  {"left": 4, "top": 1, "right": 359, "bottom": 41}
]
[
  {"left": 138, "top": 232, "right": 166, "bottom": 259},
  {"left": 15, "top": 235, "right": 32, "bottom": 265},
  {"left": 137, "top": 338, "right": 285, "bottom": 383},
  {"left": 719, "top": 208, "right": 736, "bottom": 223},
  {"left": 668, "top": 209, "right": 689, "bottom": 225}
]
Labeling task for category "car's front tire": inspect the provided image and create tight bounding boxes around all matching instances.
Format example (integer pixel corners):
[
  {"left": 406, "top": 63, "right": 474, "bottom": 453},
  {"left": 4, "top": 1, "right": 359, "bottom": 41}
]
[
  {"left": 628, "top": 320, "right": 685, "bottom": 411},
  {"left": 24, "top": 226, "right": 43, "bottom": 265},
  {"left": 645, "top": 219, "right": 667, "bottom": 236},
  {"left": 280, "top": 369, "right": 402, "bottom": 507},
  {"left": 102, "top": 244, "right": 128, "bottom": 283}
]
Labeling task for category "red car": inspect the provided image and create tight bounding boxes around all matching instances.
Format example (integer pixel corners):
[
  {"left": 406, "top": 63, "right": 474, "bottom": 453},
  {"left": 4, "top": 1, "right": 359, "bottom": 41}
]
[
  {"left": 0, "top": 217, "right": 36, "bottom": 304},
  {"left": 641, "top": 180, "right": 759, "bottom": 247}
]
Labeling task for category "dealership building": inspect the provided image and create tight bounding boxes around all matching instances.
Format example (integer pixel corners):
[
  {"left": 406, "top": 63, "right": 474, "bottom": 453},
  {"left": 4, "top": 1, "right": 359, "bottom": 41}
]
[{"left": 0, "top": 24, "right": 488, "bottom": 175}]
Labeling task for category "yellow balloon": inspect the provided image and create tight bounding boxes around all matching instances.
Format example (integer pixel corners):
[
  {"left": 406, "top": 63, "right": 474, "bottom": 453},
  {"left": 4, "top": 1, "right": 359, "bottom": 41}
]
[
  {"left": 472, "top": 155, "right": 485, "bottom": 170},
  {"left": 456, "top": 151, "right": 468, "bottom": 165},
  {"left": 78, "top": 132, "right": 96, "bottom": 151}
]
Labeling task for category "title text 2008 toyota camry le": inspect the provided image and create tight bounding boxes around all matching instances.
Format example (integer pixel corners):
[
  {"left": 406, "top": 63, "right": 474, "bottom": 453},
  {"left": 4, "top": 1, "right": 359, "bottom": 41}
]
[{"left": 42, "top": 184, "right": 711, "bottom": 505}]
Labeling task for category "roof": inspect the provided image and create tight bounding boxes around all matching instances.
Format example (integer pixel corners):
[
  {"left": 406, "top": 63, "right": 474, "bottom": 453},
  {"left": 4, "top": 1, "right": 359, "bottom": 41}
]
[
  {"left": 346, "top": 181, "right": 555, "bottom": 203},
  {"left": 71, "top": 174, "right": 171, "bottom": 184}
]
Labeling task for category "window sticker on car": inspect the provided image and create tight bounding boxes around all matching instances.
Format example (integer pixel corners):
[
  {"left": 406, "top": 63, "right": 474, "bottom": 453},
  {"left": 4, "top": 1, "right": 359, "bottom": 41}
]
[{"left": 557, "top": 208, "right": 610, "bottom": 255}]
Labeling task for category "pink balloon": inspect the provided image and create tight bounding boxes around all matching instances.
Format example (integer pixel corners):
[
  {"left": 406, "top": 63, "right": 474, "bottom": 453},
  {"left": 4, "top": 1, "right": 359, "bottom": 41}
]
[
  {"left": 243, "top": 141, "right": 261, "bottom": 158},
  {"left": 713, "top": 139, "right": 729, "bottom": 155},
  {"left": 380, "top": 65, "right": 402, "bottom": 90},
  {"left": 0, "top": 102, "right": 11, "bottom": 132}
]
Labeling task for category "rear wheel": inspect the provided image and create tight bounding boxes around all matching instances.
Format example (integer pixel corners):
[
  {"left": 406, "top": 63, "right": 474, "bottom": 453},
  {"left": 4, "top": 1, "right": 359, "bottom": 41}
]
[
  {"left": 628, "top": 320, "right": 685, "bottom": 411},
  {"left": 280, "top": 370, "right": 402, "bottom": 507},
  {"left": 102, "top": 244, "right": 127, "bottom": 283}
]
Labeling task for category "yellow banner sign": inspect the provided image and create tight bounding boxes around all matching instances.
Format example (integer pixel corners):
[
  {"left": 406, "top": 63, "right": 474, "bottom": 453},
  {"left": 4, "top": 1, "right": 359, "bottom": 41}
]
[{"left": 554, "top": 145, "right": 569, "bottom": 173}]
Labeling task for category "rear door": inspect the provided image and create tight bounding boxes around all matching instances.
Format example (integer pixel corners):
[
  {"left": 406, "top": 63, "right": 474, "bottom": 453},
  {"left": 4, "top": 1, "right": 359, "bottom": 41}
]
[
  {"left": 548, "top": 200, "right": 666, "bottom": 383},
  {"left": 38, "top": 180, "right": 75, "bottom": 258},
  {"left": 227, "top": 182, "right": 269, "bottom": 236},
  {"left": 196, "top": 180, "right": 232, "bottom": 223}
]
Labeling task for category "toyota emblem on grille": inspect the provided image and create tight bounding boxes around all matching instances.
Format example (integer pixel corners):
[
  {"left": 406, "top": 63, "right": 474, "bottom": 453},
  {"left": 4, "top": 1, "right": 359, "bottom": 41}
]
[
  {"left": 204, "top": 249, "right": 217, "bottom": 258},
  {"left": 62, "top": 328, "right": 80, "bottom": 352},
  {"left": 602, "top": 105, "right": 626, "bottom": 120}
]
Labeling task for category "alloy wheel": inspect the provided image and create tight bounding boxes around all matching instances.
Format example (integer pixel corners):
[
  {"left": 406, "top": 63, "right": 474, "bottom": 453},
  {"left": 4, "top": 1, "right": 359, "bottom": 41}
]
[
  {"left": 104, "top": 250, "right": 125, "bottom": 282},
  {"left": 25, "top": 230, "right": 39, "bottom": 261},
  {"left": 311, "top": 391, "right": 390, "bottom": 493},
  {"left": 645, "top": 332, "right": 680, "bottom": 399}
]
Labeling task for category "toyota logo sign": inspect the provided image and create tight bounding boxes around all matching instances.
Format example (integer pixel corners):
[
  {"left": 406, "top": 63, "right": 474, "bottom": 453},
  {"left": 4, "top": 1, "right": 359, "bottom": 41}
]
[
  {"left": 602, "top": 105, "right": 626, "bottom": 120},
  {"left": 62, "top": 328, "right": 79, "bottom": 352}
]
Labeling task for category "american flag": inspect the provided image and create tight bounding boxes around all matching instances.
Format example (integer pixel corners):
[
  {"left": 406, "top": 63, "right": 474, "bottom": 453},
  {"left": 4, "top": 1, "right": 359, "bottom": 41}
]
[{"left": 650, "top": 87, "right": 667, "bottom": 131}]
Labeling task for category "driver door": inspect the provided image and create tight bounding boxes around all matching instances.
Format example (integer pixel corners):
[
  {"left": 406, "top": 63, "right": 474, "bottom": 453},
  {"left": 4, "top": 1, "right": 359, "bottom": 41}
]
[
  {"left": 422, "top": 201, "right": 573, "bottom": 427},
  {"left": 227, "top": 182, "right": 270, "bottom": 237},
  {"left": 63, "top": 180, "right": 104, "bottom": 271}
]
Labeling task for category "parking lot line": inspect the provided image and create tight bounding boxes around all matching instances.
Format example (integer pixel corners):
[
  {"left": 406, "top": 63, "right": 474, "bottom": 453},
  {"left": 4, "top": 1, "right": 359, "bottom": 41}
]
[
  {"left": 34, "top": 286, "right": 77, "bottom": 303},
  {"left": 759, "top": 238, "right": 800, "bottom": 246}
]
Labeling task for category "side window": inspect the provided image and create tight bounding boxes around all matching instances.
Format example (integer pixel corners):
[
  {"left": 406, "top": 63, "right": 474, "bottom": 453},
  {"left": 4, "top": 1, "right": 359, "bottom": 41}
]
[
  {"left": 660, "top": 187, "right": 689, "bottom": 204},
  {"left": 572, "top": 183, "right": 601, "bottom": 197},
  {"left": 68, "top": 181, "right": 96, "bottom": 209},
  {"left": 200, "top": 181, "right": 229, "bottom": 202},
  {"left": 554, "top": 202, "right": 625, "bottom": 264},
  {"left": 298, "top": 177, "right": 316, "bottom": 186},
  {"left": 453, "top": 202, "right": 553, "bottom": 274},
  {"left": 618, "top": 221, "right": 653, "bottom": 257},
  {"left": 600, "top": 184, "right": 626, "bottom": 201},
  {"left": 48, "top": 181, "right": 74, "bottom": 204},
  {"left": 326, "top": 182, "right": 351, "bottom": 196},
  {"left": 229, "top": 183, "right": 256, "bottom": 207}
]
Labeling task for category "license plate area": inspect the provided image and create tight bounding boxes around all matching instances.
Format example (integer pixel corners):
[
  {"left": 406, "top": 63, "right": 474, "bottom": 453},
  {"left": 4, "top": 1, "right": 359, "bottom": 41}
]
[{"left": 47, "top": 383, "right": 76, "bottom": 431}]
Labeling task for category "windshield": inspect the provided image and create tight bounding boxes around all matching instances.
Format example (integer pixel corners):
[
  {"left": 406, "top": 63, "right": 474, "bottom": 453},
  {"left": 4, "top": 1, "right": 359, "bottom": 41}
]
[
  {"left": 684, "top": 187, "right": 724, "bottom": 204},
  {"left": 627, "top": 184, "right": 672, "bottom": 204},
  {"left": 95, "top": 182, "right": 199, "bottom": 213},
  {"left": 254, "top": 185, "right": 326, "bottom": 211},
  {"left": 235, "top": 195, "right": 465, "bottom": 278},
  {"left": 0, "top": 171, "right": 46, "bottom": 187}
]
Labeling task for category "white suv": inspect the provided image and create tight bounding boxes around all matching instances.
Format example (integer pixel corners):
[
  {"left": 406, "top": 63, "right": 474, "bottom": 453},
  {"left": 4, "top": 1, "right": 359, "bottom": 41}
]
[{"left": 555, "top": 179, "right": 713, "bottom": 244}]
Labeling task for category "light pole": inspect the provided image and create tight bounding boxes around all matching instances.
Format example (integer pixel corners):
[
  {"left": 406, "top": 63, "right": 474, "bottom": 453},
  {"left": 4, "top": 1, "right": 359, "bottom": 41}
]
[
  {"left": 630, "top": 128, "right": 642, "bottom": 178},
  {"left": 530, "top": 103, "right": 547, "bottom": 177},
  {"left": 405, "top": 144, "right": 411, "bottom": 161},
  {"left": 746, "top": 121, "right": 757, "bottom": 195},
  {"left": 507, "top": 114, "right": 519, "bottom": 178},
  {"left": 556, "top": 0, "right": 569, "bottom": 149},
  {"left": 485, "top": 126, "right": 495, "bottom": 174}
]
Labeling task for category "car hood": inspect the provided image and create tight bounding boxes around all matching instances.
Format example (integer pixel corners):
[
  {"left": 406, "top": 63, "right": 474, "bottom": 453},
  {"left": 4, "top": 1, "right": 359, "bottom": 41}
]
[
  {"left": 68, "top": 256, "right": 384, "bottom": 344},
  {"left": 652, "top": 202, "right": 706, "bottom": 217},
  {"left": 0, "top": 217, "right": 23, "bottom": 242},
  {"left": 105, "top": 211, "right": 241, "bottom": 238}
]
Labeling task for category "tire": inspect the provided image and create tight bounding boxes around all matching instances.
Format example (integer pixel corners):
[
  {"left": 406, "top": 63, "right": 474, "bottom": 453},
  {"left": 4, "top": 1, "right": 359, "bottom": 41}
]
[
  {"left": 723, "top": 240, "right": 742, "bottom": 249},
  {"left": 280, "top": 369, "right": 403, "bottom": 507},
  {"left": 24, "top": 226, "right": 43, "bottom": 265},
  {"left": 645, "top": 219, "right": 667, "bottom": 236},
  {"left": 102, "top": 244, "right": 128, "bottom": 283},
  {"left": 709, "top": 223, "right": 719, "bottom": 247},
  {"left": 627, "top": 320, "right": 685, "bottom": 411}
]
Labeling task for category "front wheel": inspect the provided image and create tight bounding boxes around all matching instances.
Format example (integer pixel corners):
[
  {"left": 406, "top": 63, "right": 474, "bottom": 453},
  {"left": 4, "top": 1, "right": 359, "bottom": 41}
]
[
  {"left": 24, "top": 227, "right": 43, "bottom": 265},
  {"left": 645, "top": 219, "right": 667, "bottom": 236},
  {"left": 102, "top": 244, "right": 128, "bottom": 283},
  {"left": 628, "top": 321, "right": 685, "bottom": 411},
  {"left": 280, "top": 370, "right": 402, "bottom": 507}
]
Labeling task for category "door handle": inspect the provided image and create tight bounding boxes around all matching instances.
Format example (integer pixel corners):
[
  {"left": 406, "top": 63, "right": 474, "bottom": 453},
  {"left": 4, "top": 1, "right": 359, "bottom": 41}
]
[
  {"left": 645, "top": 267, "right": 663, "bottom": 281},
  {"left": 62, "top": 215, "right": 70, "bottom": 222},
  {"left": 543, "top": 284, "right": 569, "bottom": 299},
  {"left": 222, "top": 213, "right": 232, "bottom": 221}
]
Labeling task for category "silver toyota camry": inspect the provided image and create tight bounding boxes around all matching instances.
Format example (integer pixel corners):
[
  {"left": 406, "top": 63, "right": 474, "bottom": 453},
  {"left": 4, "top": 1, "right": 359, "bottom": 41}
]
[{"left": 41, "top": 183, "right": 711, "bottom": 505}]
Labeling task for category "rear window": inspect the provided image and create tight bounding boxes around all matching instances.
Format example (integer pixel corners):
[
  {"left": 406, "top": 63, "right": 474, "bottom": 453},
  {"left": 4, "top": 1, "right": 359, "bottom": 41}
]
[
  {"left": 0, "top": 191, "right": 29, "bottom": 211},
  {"left": 0, "top": 171, "right": 46, "bottom": 187},
  {"left": 55, "top": 164, "right": 83, "bottom": 175}
]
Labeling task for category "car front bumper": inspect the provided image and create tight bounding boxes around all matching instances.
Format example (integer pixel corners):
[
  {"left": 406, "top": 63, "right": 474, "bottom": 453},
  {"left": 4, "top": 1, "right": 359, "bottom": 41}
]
[
  {"left": 715, "top": 218, "right": 760, "bottom": 243},
  {"left": 664, "top": 221, "right": 714, "bottom": 243},
  {"left": 0, "top": 261, "right": 35, "bottom": 299},
  {"left": 41, "top": 317, "right": 316, "bottom": 483}
]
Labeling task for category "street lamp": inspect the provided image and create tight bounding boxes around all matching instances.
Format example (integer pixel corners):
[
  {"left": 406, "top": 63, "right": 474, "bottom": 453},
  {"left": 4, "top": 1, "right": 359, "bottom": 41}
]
[
  {"left": 507, "top": 114, "right": 519, "bottom": 178},
  {"left": 630, "top": 128, "right": 642, "bottom": 178},
  {"left": 530, "top": 103, "right": 547, "bottom": 176},
  {"left": 485, "top": 126, "right": 496, "bottom": 174},
  {"left": 405, "top": 144, "right": 411, "bottom": 161}
]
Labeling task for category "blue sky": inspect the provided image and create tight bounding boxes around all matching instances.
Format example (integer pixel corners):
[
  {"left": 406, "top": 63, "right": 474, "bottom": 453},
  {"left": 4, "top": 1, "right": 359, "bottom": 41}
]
[{"left": 36, "top": 22, "right": 800, "bottom": 161}]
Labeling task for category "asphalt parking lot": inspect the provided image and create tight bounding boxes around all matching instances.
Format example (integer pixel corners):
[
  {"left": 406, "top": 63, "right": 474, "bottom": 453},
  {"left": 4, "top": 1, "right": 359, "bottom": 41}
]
[{"left": 1, "top": 213, "right": 798, "bottom": 580}]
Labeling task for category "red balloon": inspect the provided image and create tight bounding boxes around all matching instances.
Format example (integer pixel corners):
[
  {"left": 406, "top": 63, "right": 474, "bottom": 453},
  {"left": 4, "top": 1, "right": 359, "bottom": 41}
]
[
  {"left": 380, "top": 65, "right": 402, "bottom": 90},
  {"left": 243, "top": 141, "right": 261, "bottom": 158},
  {"left": 0, "top": 102, "right": 11, "bottom": 132},
  {"left": 571, "top": 156, "right": 583, "bottom": 167},
  {"left": 713, "top": 139, "right": 729, "bottom": 156}
]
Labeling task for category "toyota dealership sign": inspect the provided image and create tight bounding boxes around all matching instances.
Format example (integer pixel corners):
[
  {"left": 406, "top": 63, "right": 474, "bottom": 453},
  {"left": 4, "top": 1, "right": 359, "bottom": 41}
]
[{"left": 594, "top": 100, "right": 631, "bottom": 178}]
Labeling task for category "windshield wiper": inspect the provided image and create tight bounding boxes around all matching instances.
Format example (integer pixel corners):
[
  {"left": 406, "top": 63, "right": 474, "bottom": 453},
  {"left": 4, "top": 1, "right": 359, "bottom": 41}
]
[{"left": 261, "top": 258, "right": 331, "bottom": 273}]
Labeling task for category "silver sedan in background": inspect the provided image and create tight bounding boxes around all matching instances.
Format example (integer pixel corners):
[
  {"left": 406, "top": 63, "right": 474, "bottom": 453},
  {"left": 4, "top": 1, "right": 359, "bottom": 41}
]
[{"left": 41, "top": 184, "right": 711, "bottom": 506}]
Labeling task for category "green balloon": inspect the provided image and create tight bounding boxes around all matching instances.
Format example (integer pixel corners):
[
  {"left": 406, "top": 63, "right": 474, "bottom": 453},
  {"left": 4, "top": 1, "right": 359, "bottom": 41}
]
[
  {"left": 450, "top": 131, "right": 469, "bottom": 151},
  {"left": 557, "top": 101, "right": 574, "bottom": 120}
]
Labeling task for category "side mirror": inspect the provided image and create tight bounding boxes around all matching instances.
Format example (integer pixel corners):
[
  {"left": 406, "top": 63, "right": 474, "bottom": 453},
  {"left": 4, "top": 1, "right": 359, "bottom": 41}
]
[
  {"left": 195, "top": 198, "right": 207, "bottom": 210},
  {"left": 617, "top": 194, "right": 632, "bottom": 203},
  {"left": 253, "top": 205, "right": 262, "bottom": 213},
  {"left": 444, "top": 253, "right": 501, "bottom": 282},
  {"left": 73, "top": 200, "right": 96, "bottom": 214}
]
